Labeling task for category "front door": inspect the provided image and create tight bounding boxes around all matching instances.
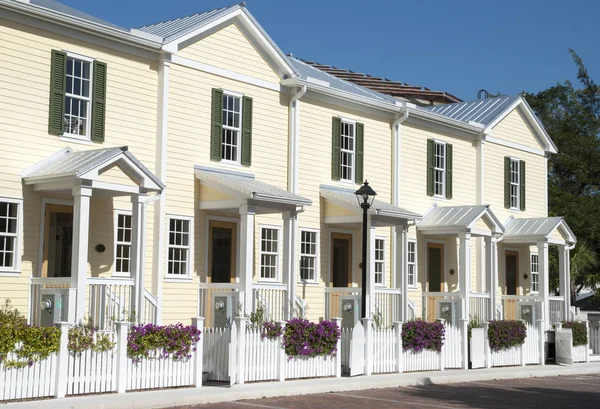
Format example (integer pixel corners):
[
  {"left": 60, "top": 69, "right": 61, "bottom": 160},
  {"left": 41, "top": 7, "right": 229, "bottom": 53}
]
[
  {"left": 331, "top": 233, "right": 352, "bottom": 287},
  {"left": 209, "top": 220, "right": 237, "bottom": 283},
  {"left": 505, "top": 251, "right": 518, "bottom": 296},
  {"left": 42, "top": 205, "right": 74, "bottom": 278},
  {"left": 427, "top": 243, "right": 443, "bottom": 292}
]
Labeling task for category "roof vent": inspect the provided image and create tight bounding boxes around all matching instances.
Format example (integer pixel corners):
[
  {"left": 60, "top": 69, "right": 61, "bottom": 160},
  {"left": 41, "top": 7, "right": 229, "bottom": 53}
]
[{"left": 477, "top": 89, "right": 490, "bottom": 100}]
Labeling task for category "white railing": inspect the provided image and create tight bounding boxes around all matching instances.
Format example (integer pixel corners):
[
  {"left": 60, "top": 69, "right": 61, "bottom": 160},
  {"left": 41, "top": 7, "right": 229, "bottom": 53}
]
[
  {"left": 470, "top": 293, "right": 490, "bottom": 321},
  {"left": 422, "top": 291, "right": 461, "bottom": 321},
  {"left": 253, "top": 283, "right": 287, "bottom": 322},
  {"left": 1, "top": 351, "right": 57, "bottom": 401},
  {"left": 199, "top": 283, "right": 240, "bottom": 327},
  {"left": 324, "top": 287, "right": 361, "bottom": 320},
  {"left": 374, "top": 288, "right": 402, "bottom": 327},
  {"left": 590, "top": 321, "right": 600, "bottom": 354},
  {"left": 143, "top": 290, "right": 158, "bottom": 324},
  {"left": 294, "top": 295, "right": 307, "bottom": 319},
  {"left": 549, "top": 296, "right": 565, "bottom": 324},
  {"left": 88, "top": 278, "right": 135, "bottom": 331}
]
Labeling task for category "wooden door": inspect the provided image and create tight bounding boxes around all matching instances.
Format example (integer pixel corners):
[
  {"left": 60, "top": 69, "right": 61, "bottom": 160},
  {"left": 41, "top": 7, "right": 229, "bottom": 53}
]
[
  {"left": 505, "top": 251, "right": 519, "bottom": 296},
  {"left": 427, "top": 243, "right": 444, "bottom": 292},
  {"left": 331, "top": 233, "right": 352, "bottom": 287},
  {"left": 208, "top": 220, "right": 237, "bottom": 283},
  {"left": 42, "top": 204, "right": 74, "bottom": 278}
]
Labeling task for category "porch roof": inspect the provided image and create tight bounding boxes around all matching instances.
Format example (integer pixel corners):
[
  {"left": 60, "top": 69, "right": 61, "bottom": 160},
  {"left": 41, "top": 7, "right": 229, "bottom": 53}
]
[
  {"left": 195, "top": 166, "right": 312, "bottom": 209},
  {"left": 417, "top": 204, "right": 504, "bottom": 236},
  {"left": 503, "top": 216, "right": 576, "bottom": 245},
  {"left": 21, "top": 147, "right": 164, "bottom": 193},
  {"left": 320, "top": 185, "right": 421, "bottom": 225}
]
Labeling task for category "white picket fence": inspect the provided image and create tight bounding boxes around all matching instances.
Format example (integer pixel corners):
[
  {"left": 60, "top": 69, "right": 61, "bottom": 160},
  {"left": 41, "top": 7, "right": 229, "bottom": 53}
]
[
  {"left": 0, "top": 352, "right": 57, "bottom": 401},
  {"left": 203, "top": 327, "right": 231, "bottom": 381},
  {"left": 340, "top": 327, "right": 352, "bottom": 374},
  {"left": 244, "top": 329, "right": 279, "bottom": 382},
  {"left": 404, "top": 349, "right": 442, "bottom": 372},
  {"left": 67, "top": 332, "right": 118, "bottom": 395},
  {"left": 286, "top": 355, "right": 337, "bottom": 379},
  {"left": 444, "top": 324, "right": 463, "bottom": 369},
  {"left": 372, "top": 328, "right": 397, "bottom": 374},
  {"left": 589, "top": 322, "right": 600, "bottom": 354},
  {"left": 523, "top": 322, "right": 541, "bottom": 365},
  {"left": 482, "top": 321, "right": 543, "bottom": 368},
  {"left": 127, "top": 352, "right": 195, "bottom": 391},
  {"left": 490, "top": 345, "right": 522, "bottom": 367}
]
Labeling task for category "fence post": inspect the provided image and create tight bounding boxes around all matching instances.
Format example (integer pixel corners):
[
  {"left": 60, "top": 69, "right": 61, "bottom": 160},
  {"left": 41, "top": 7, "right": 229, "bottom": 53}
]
[
  {"left": 583, "top": 320, "right": 590, "bottom": 363},
  {"left": 332, "top": 317, "right": 342, "bottom": 378},
  {"left": 482, "top": 322, "right": 491, "bottom": 368},
  {"left": 537, "top": 319, "right": 545, "bottom": 366},
  {"left": 278, "top": 320, "right": 286, "bottom": 382},
  {"left": 437, "top": 319, "right": 445, "bottom": 371},
  {"left": 115, "top": 321, "right": 129, "bottom": 394},
  {"left": 519, "top": 320, "right": 526, "bottom": 366},
  {"left": 362, "top": 317, "right": 373, "bottom": 376},
  {"left": 460, "top": 318, "right": 468, "bottom": 370},
  {"left": 393, "top": 321, "right": 403, "bottom": 373},
  {"left": 191, "top": 317, "right": 204, "bottom": 388},
  {"left": 234, "top": 316, "right": 246, "bottom": 385},
  {"left": 53, "top": 322, "right": 69, "bottom": 399}
]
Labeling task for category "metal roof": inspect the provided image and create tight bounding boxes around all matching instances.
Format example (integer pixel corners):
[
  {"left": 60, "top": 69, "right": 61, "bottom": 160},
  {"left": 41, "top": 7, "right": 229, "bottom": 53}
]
[
  {"left": 21, "top": 146, "right": 164, "bottom": 188},
  {"left": 418, "top": 205, "right": 504, "bottom": 232},
  {"left": 28, "top": 0, "right": 128, "bottom": 31},
  {"left": 423, "top": 95, "right": 520, "bottom": 126},
  {"left": 195, "top": 167, "right": 311, "bottom": 206},
  {"left": 319, "top": 185, "right": 421, "bottom": 220},
  {"left": 503, "top": 217, "right": 576, "bottom": 243},
  {"left": 289, "top": 58, "right": 398, "bottom": 105}
]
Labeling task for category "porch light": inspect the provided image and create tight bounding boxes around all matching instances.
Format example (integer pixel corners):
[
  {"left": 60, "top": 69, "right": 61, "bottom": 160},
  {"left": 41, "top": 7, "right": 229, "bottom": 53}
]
[{"left": 355, "top": 180, "right": 377, "bottom": 319}]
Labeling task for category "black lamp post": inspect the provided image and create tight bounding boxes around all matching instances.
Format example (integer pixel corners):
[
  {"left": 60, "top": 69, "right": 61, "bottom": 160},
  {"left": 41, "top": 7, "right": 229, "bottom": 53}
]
[{"left": 355, "top": 180, "right": 377, "bottom": 319}]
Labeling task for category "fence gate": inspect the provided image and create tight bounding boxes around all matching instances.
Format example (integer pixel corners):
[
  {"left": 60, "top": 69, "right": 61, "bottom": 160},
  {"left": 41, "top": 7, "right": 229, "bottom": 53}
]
[
  {"left": 555, "top": 329, "right": 573, "bottom": 365},
  {"left": 470, "top": 328, "right": 485, "bottom": 369}
]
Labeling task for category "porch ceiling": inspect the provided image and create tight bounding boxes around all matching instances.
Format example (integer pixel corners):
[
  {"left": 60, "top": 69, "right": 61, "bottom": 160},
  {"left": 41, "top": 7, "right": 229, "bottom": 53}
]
[
  {"left": 502, "top": 216, "right": 576, "bottom": 245},
  {"left": 320, "top": 185, "right": 421, "bottom": 226},
  {"left": 417, "top": 204, "right": 504, "bottom": 236},
  {"left": 195, "top": 166, "right": 312, "bottom": 213}
]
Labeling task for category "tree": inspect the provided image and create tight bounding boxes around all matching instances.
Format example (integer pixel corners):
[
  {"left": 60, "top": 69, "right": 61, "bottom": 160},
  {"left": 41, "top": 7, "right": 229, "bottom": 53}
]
[{"left": 526, "top": 50, "right": 600, "bottom": 300}]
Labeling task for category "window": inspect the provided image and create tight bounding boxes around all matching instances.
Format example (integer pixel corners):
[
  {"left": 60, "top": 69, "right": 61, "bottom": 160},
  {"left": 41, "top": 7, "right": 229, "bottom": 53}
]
[
  {"left": 407, "top": 240, "right": 417, "bottom": 287},
  {"left": 340, "top": 121, "right": 355, "bottom": 181},
  {"left": 374, "top": 238, "right": 385, "bottom": 285},
  {"left": 531, "top": 253, "right": 539, "bottom": 293},
  {"left": 0, "top": 201, "right": 20, "bottom": 271},
  {"left": 510, "top": 158, "right": 520, "bottom": 209},
  {"left": 221, "top": 92, "right": 242, "bottom": 162},
  {"left": 115, "top": 213, "right": 132, "bottom": 276},
  {"left": 434, "top": 141, "right": 446, "bottom": 197},
  {"left": 167, "top": 217, "right": 191, "bottom": 276},
  {"left": 64, "top": 56, "right": 92, "bottom": 138},
  {"left": 300, "top": 230, "right": 318, "bottom": 282},
  {"left": 260, "top": 227, "right": 279, "bottom": 281}
]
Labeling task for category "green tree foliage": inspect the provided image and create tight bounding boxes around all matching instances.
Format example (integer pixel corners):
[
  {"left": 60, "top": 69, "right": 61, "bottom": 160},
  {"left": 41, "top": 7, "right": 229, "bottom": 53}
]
[{"left": 526, "top": 50, "right": 600, "bottom": 301}]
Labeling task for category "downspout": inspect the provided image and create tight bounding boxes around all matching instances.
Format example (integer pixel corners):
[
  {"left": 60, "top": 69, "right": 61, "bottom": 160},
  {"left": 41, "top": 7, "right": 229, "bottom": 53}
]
[
  {"left": 286, "top": 85, "right": 306, "bottom": 317},
  {"left": 477, "top": 133, "right": 487, "bottom": 293},
  {"left": 391, "top": 106, "right": 409, "bottom": 289}
]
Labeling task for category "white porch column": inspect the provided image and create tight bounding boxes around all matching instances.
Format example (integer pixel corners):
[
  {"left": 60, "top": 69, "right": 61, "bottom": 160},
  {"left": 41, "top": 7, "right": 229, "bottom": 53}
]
[
  {"left": 485, "top": 236, "right": 497, "bottom": 320},
  {"left": 239, "top": 205, "right": 255, "bottom": 314},
  {"left": 537, "top": 240, "right": 549, "bottom": 328},
  {"left": 396, "top": 225, "right": 409, "bottom": 321},
  {"left": 558, "top": 244, "right": 571, "bottom": 321},
  {"left": 130, "top": 195, "right": 144, "bottom": 323},
  {"left": 71, "top": 186, "right": 92, "bottom": 322},
  {"left": 458, "top": 232, "right": 471, "bottom": 321},
  {"left": 368, "top": 223, "right": 377, "bottom": 317},
  {"left": 282, "top": 211, "right": 298, "bottom": 319}
]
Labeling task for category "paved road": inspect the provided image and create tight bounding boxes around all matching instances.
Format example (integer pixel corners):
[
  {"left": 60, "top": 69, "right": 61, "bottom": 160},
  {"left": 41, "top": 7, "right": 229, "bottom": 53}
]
[{"left": 172, "top": 373, "right": 600, "bottom": 409}]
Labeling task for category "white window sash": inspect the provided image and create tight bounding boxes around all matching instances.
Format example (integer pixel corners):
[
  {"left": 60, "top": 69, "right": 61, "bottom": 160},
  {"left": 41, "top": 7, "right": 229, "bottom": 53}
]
[
  {"left": 530, "top": 253, "right": 539, "bottom": 293},
  {"left": 407, "top": 240, "right": 417, "bottom": 288},
  {"left": 510, "top": 158, "right": 520, "bottom": 209},
  {"left": 340, "top": 120, "right": 356, "bottom": 182},
  {"left": 221, "top": 91, "right": 243, "bottom": 164},
  {"left": 259, "top": 226, "right": 281, "bottom": 282},
  {"left": 0, "top": 198, "right": 23, "bottom": 273},
  {"left": 113, "top": 211, "right": 132, "bottom": 277},
  {"left": 63, "top": 53, "right": 93, "bottom": 140},
  {"left": 374, "top": 238, "right": 386, "bottom": 286},
  {"left": 166, "top": 216, "right": 193, "bottom": 277},
  {"left": 433, "top": 141, "right": 446, "bottom": 198},
  {"left": 299, "top": 229, "right": 319, "bottom": 283}
]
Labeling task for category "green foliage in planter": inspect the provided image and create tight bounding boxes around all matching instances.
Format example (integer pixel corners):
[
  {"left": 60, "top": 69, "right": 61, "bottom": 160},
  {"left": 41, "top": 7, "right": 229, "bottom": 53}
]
[
  {"left": 487, "top": 320, "right": 527, "bottom": 352},
  {"left": 127, "top": 323, "right": 201, "bottom": 364},
  {"left": 0, "top": 315, "right": 60, "bottom": 369},
  {"left": 468, "top": 315, "right": 483, "bottom": 341},
  {"left": 562, "top": 321, "right": 588, "bottom": 346},
  {"left": 68, "top": 322, "right": 115, "bottom": 354}
]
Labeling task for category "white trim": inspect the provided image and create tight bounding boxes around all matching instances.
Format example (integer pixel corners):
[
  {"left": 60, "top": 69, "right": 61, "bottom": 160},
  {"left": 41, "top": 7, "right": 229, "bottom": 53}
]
[
  {"left": 171, "top": 55, "right": 280, "bottom": 92},
  {"left": 165, "top": 214, "right": 194, "bottom": 278},
  {"left": 485, "top": 135, "right": 545, "bottom": 156},
  {"left": 0, "top": 197, "right": 24, "bottom": 274},
  {"left": 113, "top": 209, "right": 132, "bottom": 278},
  {"left": 339, "top": 119, "right": 356, "bottom": 183},
  {"left": 508, "top": 157, "right": 521, "bottom": 211},
  {"left": 205, "top": 215, "right": 240, "bottom": 283},
  {"left": 258, "top": 224, "right": 282, "bottom": 283},
  {"left": 221, "top": 90, "right": 243, "bottom": 164},
  {"left": 407, "top": 239, "right": 418, "bottom": 289},
  {"left": 298, "top": 227, "right": 320, "bottom": 284},
  {"left": 63, "top": 52, "right": 94, "bottom": 141},
  {"left": 374, "top": 236, "right": 386, "bottom": 287},
  {"left": 432, "top": 140, "right": 447, "bottom": 198}
]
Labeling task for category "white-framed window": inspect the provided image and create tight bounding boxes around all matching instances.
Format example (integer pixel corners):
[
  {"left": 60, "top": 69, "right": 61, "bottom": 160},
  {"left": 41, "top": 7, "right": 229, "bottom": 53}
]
[
  {"left": 433, "top": 141, "right": 446, "bottom": 197},
  {"left": 221, "top": 92, "right": 242, "bottom": 163},
  {"left": 167, "top": 216, "right": 192, "bottom": 276},
  {"left": 0, "top": 198, "right": 22, "bottom": 272},
  {"left": 114, "top": 212, "right": 132, "bottom": 276},
  {"left": 299, "top": 229, "right": 318, "bottom": 282},
  {"left": 407, "top": 240, "right": 417, "bottom": 287},
  {"left": 340, "top": 120, "right": 356, "bottom": 181},
  {"left": 531, "top": 253, "right": 539, "bottom": 293},
  {"left": 510, "top": 158, "right": 520, "bottom": 209},
  {"left": 64, "top": 54, "right": 93, "bottom": 139},
  {"left": 260, "top": 227, "right": 280, "bottom": 281},
  {"left": 374, "top": 238, "right": 385, "bottom": 285}
]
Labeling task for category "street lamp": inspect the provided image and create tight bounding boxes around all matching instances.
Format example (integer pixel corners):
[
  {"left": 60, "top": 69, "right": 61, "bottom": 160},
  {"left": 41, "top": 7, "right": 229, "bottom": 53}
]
[{"left": 355, "top": 180, "right": 377, "bottom": 319}]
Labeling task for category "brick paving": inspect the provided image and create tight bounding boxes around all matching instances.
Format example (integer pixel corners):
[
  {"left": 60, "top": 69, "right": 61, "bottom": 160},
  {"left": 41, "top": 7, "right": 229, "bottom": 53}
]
[{"left": 172, "top": 373, "right": 600, "bottom": 409}]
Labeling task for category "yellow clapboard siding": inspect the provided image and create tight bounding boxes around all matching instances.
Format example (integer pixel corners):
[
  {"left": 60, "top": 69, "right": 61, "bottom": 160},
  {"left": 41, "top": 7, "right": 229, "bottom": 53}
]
[{"left": 491, "top": 109, "right": 544, "bottom": 150}]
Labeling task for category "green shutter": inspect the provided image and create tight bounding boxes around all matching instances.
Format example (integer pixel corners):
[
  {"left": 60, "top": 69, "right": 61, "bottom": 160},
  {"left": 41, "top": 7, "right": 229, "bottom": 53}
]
[
  {"left": 331, "top": 117, "right": 341, "bottom": 180},
  {"left": 426, "top": 139, "right": 435, "bottom": 196},
  {"left": 504, "top": 156, "right": 511, "bottom": 208},
  {"left": 90, "top": 60, "right": 107, "bottom": 142},
  {"left": 241, "top": 96, "right": 253, "bottom": 166},
  {"left": 445, "top": 143, "right": 453, "bottom": 199},
  {"left": 355, "top": 122, "right": 364, "bottom": 184},
  {"left": 48, "top": 50, "right": 67, "bottom": 135},
  {"left": 520, "top": 160, "right": 526, "bottom": 211},
  {"left": 210, "top": 88, "right": 223, "bottom": 161}
]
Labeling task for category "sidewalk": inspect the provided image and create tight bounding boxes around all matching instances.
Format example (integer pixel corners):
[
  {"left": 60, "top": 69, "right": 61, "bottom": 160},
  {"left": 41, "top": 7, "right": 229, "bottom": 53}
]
[{"left": 5, "top": 362, "right": 600, "bottom": 409}]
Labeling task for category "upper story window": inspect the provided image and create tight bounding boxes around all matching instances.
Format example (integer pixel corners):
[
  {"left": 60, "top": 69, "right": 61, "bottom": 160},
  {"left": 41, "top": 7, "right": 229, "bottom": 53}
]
[
  {"left": 407, "top": 240, "right": 417, "bottom": 287},
  {"left": 260, "top": 227, "right": 280, "bottom": 281},
  {"left": 167, "top": 217, "right": 192, "bottom": 276},
  {"left": 504, "top": 157, "right": 526, "bottom": 211},
  {"left": 0, "top": 199, "right": 22, "bottom": 272},
  {"left": 530, "top": 253, "right": 539, "bottom": 293},
  {"left": 299, "top": 229, "right": 318, "bottom": 282},
  {"left": 210, "top": 88, "right": 253, "bottom": 166},
  {"left": 374, "top": 238, "right": 385, "bottom": 285},
  {"left": 49, "top": 50, "right": 106, "bottom": 142},
  {"left": 332, "top": 117, "right": 364, "bottom": 184},
  {"left": 114, "top": 212, "right": 132, "bottom": 276},
  {"left": 427, "top": 139, "right": 453, "bottom": 199}
]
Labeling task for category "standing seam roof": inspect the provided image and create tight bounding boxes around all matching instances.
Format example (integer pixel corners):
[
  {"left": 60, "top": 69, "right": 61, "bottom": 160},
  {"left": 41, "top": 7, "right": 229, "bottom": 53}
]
[
  {"left": 423, "top": 95, "right": 520, "bottom": 126},
  {"left": 29, "top": 0, "right": 128, "bottom": 31}
]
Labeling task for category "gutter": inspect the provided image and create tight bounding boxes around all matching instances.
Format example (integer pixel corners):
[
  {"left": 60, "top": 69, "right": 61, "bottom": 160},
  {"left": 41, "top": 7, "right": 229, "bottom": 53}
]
[
  {"left": 288, "top": 86, "right": 307, "bottom": 194},
  {"left": 0, "top": 0, "right": 163, "bottom": 51}
]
